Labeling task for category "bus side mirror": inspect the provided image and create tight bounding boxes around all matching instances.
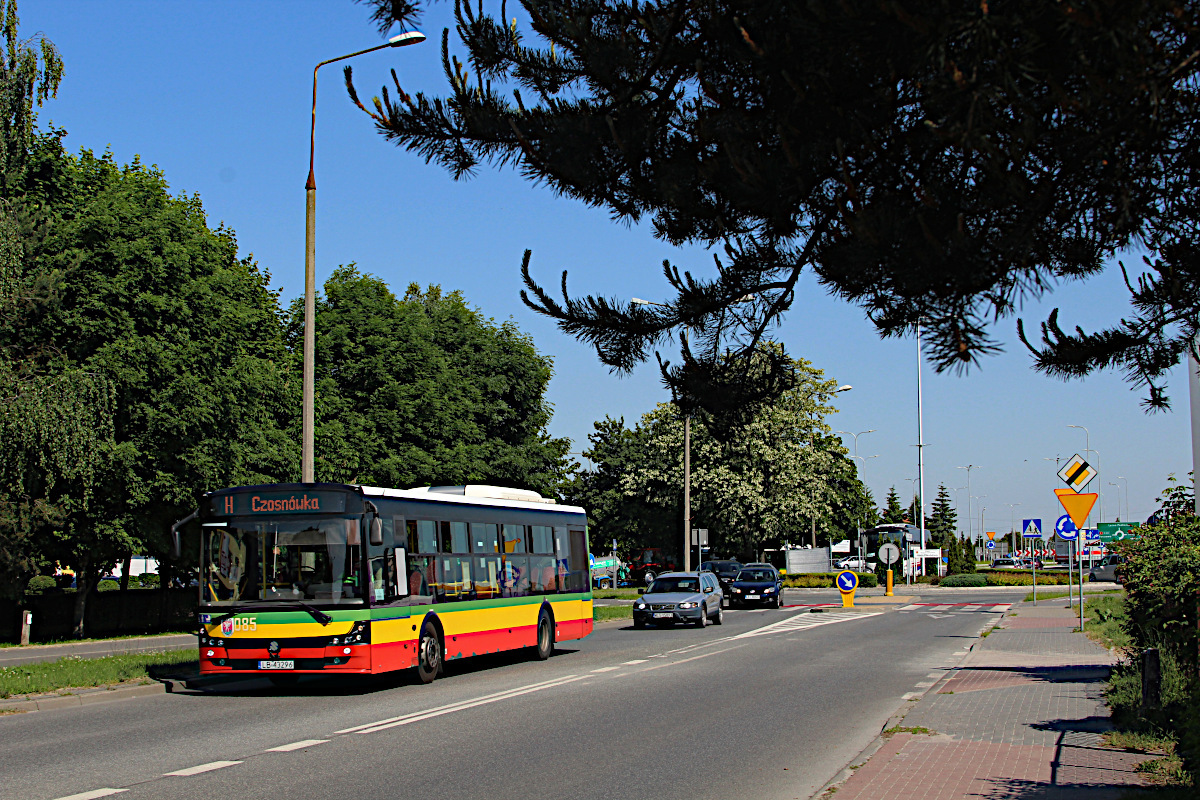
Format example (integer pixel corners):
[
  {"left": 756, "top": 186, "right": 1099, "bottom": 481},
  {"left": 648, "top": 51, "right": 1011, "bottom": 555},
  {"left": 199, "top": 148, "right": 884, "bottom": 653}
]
[{"left": 370, "top": 517, "right": 384, "bottom": 546}]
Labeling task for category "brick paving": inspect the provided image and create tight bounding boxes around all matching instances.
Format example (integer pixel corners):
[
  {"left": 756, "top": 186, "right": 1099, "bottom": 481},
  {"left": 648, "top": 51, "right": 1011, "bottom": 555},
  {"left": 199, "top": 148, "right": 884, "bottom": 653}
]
[{"left": 829, "top": 601, "right": 1151, "bottom": 800}]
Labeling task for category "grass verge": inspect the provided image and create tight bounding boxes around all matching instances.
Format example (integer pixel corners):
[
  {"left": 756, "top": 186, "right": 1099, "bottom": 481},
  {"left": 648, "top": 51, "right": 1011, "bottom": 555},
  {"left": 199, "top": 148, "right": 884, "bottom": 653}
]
[
  {"left": 883, "top": 726, "right": 935, "bottom": 737},
  {"left": 0, "top": 650, "right": 196, "bottom": 698},
  {"left": 1070, "top": 593, "right": 1130, "bottom": 650},
  {"left": 1022, "top": 588, "right": 1123, "bottom": 603},
  {"left": 594, "top": 605, "right": 633, "bottom": 623},
  {"left": 591, "top": 589, "right": 642, "bottom": 600}
]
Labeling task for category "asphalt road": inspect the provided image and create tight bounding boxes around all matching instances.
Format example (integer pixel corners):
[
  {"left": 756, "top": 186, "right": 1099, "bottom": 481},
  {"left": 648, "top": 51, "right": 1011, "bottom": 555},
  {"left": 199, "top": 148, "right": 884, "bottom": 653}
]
[{"left": 0, "top": 592, "right": 1018, "bottom": 800}]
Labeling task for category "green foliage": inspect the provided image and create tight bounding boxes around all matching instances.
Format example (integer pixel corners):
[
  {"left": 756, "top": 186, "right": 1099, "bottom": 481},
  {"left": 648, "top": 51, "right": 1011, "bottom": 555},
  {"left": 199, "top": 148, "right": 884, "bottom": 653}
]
[
  {"left": 880, "top": 487, "right": 906, "bottom": 524},
  {"left": 135, "top": 573, "right": 159, "bottom": 588},
  {"left": 292, "top": 271, "right": 569, "bottom": 495},
  {"left": 22, "top": 574, "right": 54, "bottom": 594},
  {"left": 353, "top": 0, "right": 1200, "bottom": 410},
  {"left": 783, "top": 572, "right": 878, "bottom": 589},
  {"left": 0, "top": 649, "right": 194, "bottom": 698},
  {"left": 981, "top": 570, "right": 1076, "bottom": 586},
  {"left": 568, "top": 352, "right": 867, "bottom": 560},
  {"left": 940, "top": 573, "right": 986, "bottom": 588},
  {"left": 1081, "top": 594, "right": 1130, "bottom": 650},
  {"left": 593, "top": 605, "right": 633, "bottom": 623}
]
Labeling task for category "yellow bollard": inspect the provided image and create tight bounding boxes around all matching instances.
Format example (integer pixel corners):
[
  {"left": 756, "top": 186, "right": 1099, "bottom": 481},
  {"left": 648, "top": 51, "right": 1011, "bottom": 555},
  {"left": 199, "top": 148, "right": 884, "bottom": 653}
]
[
  {"left": 836, "top": 570, "right": 858, "bottom": 608},
  {"left": 886, "top": 569, "right": 894, "bottom": 597}
]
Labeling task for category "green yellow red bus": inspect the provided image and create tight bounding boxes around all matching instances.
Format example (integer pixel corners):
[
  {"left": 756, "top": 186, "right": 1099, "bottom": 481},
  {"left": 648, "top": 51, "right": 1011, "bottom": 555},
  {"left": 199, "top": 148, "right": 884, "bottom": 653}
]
[{"left": 179, "top": 483, "right": 593, "bottom": 684}]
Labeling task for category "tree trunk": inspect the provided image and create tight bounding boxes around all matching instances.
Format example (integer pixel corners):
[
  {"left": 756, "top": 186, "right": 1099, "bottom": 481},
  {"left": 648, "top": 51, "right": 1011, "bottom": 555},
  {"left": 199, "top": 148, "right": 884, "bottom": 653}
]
[
  {"left": 118, "top": 553, "right": 132, "bottom": 592},
  {"left": 72, "top": 551, "right": 93, "bottom": 639}
]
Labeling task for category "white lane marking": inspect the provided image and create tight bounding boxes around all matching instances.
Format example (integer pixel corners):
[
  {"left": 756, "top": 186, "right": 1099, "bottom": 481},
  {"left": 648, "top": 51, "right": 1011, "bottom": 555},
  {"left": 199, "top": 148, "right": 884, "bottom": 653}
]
[
  {"left": 639, "top": 645, "right": 745, "bottom": 673},
  {"left": 590, "top": 666, "right": 620, "bottom": 673},
  {"left": 52, "top": 791, "right": 128, "bottom": 800},
  {"left": 902, "top": 692, "right": 922, "bottom": 700},
  {"left": 926, "top": 672, "right": 943, "bottom": 679},
  {"left": 352, "top": 676, "right": 585, "bottom": 735},
  {"left": 622, "top": 659, "right": 648, "bottom": 665},
  {"left": 335, "top": 675, "right": 572, "bottom": 734},
  {"left": 932, "top": 605, "right": 953, "bottom": 612},
  {"left": 164, "top": 761, "right": 242, "bottom": 777},
  {"left": 914, "top": 681, "right": 936, "bottom": 688},
  {"left": 267, "top": 739, "right": 329, "bottom": 752},
  {"left": 730, "top": 611, "right": 880, "bottom": 639},
  {"left": 899, "top": 604, "right": 922, "bottom": 611}
]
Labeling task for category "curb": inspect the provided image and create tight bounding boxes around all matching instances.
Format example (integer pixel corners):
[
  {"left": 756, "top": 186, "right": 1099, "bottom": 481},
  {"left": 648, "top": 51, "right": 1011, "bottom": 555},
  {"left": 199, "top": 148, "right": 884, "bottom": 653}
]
[
  {"left": 0, "top": 680, "right": 167, "bottom": 713},
  {"left": 809, "top": 607, "right": 999, "bottom": 799}
]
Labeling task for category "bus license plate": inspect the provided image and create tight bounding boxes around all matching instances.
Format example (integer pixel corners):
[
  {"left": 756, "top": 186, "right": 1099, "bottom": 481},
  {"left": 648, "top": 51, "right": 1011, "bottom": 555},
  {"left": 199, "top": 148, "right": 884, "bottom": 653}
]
[
  {"left": 746, "top": 594, "right": 760, "bottom": 600},
  {"left": 259, "top": 660, "right": 294, "bottom": 670},
  {"left": 652, "top": 612, "right": 672, "bottom": 618}
]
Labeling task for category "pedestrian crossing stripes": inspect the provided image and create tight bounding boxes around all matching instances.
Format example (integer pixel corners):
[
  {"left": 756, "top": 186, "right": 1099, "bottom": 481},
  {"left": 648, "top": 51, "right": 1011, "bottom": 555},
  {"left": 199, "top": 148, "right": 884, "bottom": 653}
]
[
  {"left": 898, "top": 602, "right": 1011, "bottom": 613},
  {"left": 730, "top": 610, "right": 879, "bottom": 639}
]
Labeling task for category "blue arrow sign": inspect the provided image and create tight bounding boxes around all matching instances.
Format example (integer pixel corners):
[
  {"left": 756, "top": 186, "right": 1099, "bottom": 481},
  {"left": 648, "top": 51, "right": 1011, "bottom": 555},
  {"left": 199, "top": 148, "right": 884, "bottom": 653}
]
[
  {"left": 1085, "top": 528, "right": 1101, "bottom": 541},
  {"left": 836, "top": 570, "right": 859, "bottom": 592},
  {"left": 1055, "top": 514, "right": 1079, "bottom": 541},
  {"left": 1022, "top": 518, "right": 1043, "bottom": 538}
]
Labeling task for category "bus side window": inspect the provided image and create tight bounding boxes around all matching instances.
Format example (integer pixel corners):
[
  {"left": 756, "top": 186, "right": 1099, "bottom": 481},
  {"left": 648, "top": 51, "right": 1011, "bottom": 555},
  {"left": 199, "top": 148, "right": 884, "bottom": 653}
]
[
  {"left": 553, "top": 527, "right": 570, "bottom": 593},
  {"left": 367, "top": 517, "right": 396, "bottom": 603}
]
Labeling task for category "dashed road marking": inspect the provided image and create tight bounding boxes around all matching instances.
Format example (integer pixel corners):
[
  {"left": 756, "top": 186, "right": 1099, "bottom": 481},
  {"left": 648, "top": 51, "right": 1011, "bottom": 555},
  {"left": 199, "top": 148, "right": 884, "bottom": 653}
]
[
  {"left": 590, "top": 666, "right": 620, "bottom": 673},
  {"left": 52, "top": 791, "right": 127, "bottom": 800},
  {"left": 266, "top": 739, "right": 328, "bottom": 752},
  {"left": 164, "top": 761, "right": 242, "bottom": 777},
  {"left": 622, "top": 659, "right": 648, "bottom": 665}
]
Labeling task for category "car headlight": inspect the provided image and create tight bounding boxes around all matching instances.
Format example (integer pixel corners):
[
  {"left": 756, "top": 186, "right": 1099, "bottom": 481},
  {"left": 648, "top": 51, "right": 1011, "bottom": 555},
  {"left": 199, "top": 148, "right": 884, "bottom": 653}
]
[
  {"left": 635, "top": 602, "right": 646, "bottom": 609},
  {"left": 733, "top": 588, "right": 742, "bottom": 593},
  {"left": 677, "top": 602, "right": 697, "bottom": 609},
  {"left": 764, "top": 586, "right": 775, "bottom": 592}
]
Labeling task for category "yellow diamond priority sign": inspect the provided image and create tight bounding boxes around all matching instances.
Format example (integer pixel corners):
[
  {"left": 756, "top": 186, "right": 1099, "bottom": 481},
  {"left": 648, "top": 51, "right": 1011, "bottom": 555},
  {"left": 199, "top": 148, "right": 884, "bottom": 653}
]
[{"left": 1057, "top": 454, "right": 1096, "bottom": 492}]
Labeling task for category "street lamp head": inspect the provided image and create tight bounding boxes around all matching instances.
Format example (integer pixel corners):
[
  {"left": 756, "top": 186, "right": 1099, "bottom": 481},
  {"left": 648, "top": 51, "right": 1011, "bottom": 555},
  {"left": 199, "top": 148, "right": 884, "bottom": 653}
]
[
  {"left": 388, "top": 30, "right": 427, "bottom": 47},
  {"left": 834, "top": 384, "right": 852, "bottom": 393}
]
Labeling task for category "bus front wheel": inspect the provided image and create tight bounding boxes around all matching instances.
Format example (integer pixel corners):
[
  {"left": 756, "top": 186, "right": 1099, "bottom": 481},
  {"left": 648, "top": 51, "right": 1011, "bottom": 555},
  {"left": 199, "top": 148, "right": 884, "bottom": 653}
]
[{"left": 416, "top": 621, "right": 442, "bottom": 684}]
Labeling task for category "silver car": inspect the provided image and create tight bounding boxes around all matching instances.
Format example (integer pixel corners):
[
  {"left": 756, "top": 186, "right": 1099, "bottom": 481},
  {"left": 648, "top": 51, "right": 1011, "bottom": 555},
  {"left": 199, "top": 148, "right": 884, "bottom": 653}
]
[
  {"left": 632, "top": 572, "right": 724, "bottom": 628},
  {"left": 1089, "top": 554, "right": 1125, "bottom": 583}
]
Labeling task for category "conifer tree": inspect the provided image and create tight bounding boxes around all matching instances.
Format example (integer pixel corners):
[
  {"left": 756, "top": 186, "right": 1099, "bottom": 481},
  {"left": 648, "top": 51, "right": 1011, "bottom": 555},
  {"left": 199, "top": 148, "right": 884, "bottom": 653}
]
[
  {"left": 881, "top": 488, "right": 905, "bottom": 525},
  {"left": 352, "top": 0, "right": 1200, "bottom": 412}
]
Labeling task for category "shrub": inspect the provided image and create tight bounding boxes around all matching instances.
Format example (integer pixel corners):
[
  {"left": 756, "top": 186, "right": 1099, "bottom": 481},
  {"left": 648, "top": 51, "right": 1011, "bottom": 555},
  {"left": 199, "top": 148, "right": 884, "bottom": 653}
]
[
  {"left": 981, "top": 570, "right": 1077, "bottom": 586},
  {"left": 24, "top": 575, "right": 57, "bottom": 595},
  {"left": 136, "top": 573, "right": 160, "bottom": 588},
  {"left": 941, "top": 573, "right": 987, "bottom": 588},
  {"left": 96, "top": 579, "right": 120, "bottom": 592},
  {"left": 783, "top": 572, "right": 878, "bottom": 588}
]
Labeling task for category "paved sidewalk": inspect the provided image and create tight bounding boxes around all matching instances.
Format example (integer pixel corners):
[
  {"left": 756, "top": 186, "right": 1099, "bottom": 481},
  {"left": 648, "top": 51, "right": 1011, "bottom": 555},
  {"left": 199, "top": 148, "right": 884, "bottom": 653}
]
[{"left": 829, "top": 599, "right": 1151, "bottom": 799}]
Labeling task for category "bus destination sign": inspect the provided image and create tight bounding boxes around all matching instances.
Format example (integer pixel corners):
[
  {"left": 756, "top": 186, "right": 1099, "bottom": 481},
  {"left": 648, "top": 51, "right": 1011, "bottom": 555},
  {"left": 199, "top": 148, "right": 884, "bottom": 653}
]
[{"left": 211, "top": 490, "right": 347, "bottom": 516}]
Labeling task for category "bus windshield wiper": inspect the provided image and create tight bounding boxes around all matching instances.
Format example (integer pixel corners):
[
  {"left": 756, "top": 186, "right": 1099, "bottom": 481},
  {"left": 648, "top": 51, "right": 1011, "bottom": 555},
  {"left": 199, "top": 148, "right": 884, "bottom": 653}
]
[{"left": 210, "top": 603, "right": 333, "bottom": 626}]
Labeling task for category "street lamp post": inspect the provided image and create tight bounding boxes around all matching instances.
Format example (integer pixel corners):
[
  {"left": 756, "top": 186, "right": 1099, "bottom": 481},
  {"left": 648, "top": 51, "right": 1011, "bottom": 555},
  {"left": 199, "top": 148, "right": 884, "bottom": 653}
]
[
  {"left": 837, "top": 429, "right": 877, "bottom": 569},
  {"left": 953, "top": 487, "right": 968, "bottom": 536},
  {"left": 1066, "top": 425, "right": 1093, "bottom": 526},
  {"left": 302, "top": 31, "right": 427, "bottom": 483},
  {"left": 957, "top": 465, "right": 979, "bottom": 541}
]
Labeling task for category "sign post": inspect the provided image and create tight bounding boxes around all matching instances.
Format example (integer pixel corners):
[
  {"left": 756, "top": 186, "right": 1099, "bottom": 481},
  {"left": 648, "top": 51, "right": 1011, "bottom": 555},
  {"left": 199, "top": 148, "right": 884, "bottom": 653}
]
[
  {"left": 878, "top": 543, "right": 900, "bottom": 597},
  {"left": 1055, "top": 490, "right": 1097, "bottom": 631},
  {"left": 1056, "top": 514, "right": 1079, "bottom": 610},
  {"left": 1022, "top": 519, "right": 1043, "bottom": 604},
  {"left": 836, "top": 570, "right": 859, "bottom": 608}
]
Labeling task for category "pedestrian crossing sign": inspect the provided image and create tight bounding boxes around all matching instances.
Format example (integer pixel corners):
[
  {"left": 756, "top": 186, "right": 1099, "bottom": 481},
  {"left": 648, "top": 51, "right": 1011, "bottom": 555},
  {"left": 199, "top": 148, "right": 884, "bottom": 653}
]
[{"left": 1022, "top": 519, "right": 1043, "bottom": 539}]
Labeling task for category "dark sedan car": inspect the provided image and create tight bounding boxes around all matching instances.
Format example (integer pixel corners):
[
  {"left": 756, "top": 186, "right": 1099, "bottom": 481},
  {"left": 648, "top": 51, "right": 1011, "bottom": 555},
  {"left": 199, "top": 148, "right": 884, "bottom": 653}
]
[
  {"left": 728, "top": 567, "right": 783, "bottom": 608},
  {"left": 701, "top": 560, "right": 742, "bottom": 605}
]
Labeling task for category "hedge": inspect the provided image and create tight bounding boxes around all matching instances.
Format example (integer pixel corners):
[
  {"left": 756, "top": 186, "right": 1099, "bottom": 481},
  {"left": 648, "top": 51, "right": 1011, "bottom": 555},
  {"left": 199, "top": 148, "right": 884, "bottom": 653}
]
[
  {"left": 979, "top": 570, "right": 1082, "bottom": 586},
  {"left": 783, "top": 572, "right": 879, "bottom": 588},
  {"left": 940, "top": 573, "right": 987, "bottom": 588}
]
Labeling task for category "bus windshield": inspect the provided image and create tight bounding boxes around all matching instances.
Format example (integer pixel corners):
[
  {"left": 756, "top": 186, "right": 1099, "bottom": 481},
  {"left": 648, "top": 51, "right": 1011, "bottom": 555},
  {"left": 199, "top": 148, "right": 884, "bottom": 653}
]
[{"left": 202, "top": 516, "right": 363, "bottom": 606}]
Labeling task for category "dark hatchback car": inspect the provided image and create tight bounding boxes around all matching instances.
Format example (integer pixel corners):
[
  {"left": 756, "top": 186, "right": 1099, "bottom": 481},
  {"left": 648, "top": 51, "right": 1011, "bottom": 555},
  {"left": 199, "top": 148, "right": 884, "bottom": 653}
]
[
  {"left": 728, "top": 566, "right": 783, "bottom": 608},
  {"left": 701, "top": 560, "right": 742, "bottom": 605}
]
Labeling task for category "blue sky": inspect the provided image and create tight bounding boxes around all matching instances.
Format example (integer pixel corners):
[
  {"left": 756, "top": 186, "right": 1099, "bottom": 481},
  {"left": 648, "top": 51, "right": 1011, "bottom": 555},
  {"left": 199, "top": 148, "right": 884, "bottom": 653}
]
[{"left": 28, "top": 0, "right": 1193, "bottom": 534}]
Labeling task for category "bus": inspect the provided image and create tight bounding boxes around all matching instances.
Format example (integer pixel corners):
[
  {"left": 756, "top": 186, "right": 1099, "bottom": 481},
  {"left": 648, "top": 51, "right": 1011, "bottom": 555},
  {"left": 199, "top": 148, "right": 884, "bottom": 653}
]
[{"left": 178, "top": 483, "right": 593, "bottom": 685}]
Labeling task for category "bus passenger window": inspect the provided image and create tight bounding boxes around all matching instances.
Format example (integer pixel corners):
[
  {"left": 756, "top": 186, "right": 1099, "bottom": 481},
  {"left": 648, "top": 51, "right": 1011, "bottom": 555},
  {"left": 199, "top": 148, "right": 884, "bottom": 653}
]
[
  {"left": 502, "top": 524, "right": 526, "bottom": 554},
  {"left": 502, "top": 555, "right": 530, "bottom": 597},
  {"left": 529, "top": 555, "right": 555, "bottom": 593},
  {"left": 530, "top": 525, "right": 553, "bottom": 554},
  {"left": 410, "top": 520, "right": 437, "bottom": 554},
  {"left": 449, "top": 522, "right": 469, "bottom": 553},
  {"left": 471, "top": 523, "right": 500, "bottom": 554},
  {"left": 407, "top": 554, "right": 435, "bottom": 604},
  {"left": 472, "top": 555, "right": 500, "bottom": 599}
]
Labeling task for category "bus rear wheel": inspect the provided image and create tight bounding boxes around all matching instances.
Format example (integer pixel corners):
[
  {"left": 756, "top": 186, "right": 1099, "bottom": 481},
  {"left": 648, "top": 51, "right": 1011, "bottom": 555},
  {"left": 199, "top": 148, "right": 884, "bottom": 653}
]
[
  {"left": 533, "top": 610, "right": 554, "bottom": 661},
  {"left": 416, "top": 621, "right": 442, "bottom": 684}
]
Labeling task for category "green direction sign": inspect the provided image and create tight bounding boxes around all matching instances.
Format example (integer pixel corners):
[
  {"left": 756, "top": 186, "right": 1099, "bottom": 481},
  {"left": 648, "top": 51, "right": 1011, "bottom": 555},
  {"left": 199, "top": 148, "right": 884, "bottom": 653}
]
[{"left": 1097, "top": 522, "right": 1141, "bottom": 543}]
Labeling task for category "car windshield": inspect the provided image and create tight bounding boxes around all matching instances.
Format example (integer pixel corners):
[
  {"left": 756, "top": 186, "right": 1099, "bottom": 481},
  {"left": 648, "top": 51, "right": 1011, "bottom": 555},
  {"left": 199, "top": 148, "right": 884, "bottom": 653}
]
[
  {"left": 736, "top": 569, "right": 774, "bottom": 581},
  {"left": 646, "top": 577, "right": 699, "bottom": 594},
  {"left": 201, "top": 515, "right": 364, "bottom": 606}
]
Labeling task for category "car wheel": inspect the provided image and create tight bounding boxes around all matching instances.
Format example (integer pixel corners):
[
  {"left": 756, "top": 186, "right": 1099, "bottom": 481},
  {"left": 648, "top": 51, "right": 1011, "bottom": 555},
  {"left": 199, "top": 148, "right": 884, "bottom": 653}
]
[
  {"left": 774, "top": 593, "right": 782, "bottom": 609},
  {"left": 695, "top": 606, "right": 708, "bottom": 628},
  {"left": 599, "top": 578, "right": 611, "bottom": 589},
  {"left": 533, "top": 609, "right": 554, "bottom": 661},
  {"left": 416, "top": 620, "right": 442, "bottom": 684},
  {"left": 714, "top": 605, "right": 723, "bottom": 625}
]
